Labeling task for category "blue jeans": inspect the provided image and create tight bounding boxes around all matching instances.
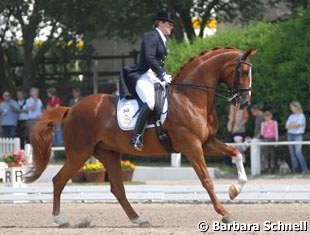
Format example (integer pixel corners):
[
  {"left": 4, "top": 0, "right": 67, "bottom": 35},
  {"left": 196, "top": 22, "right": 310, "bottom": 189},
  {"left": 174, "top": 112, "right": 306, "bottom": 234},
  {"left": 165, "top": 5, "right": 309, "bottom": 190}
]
[{"left": 287, "top": 134, "right": 309, "bottom": 173}]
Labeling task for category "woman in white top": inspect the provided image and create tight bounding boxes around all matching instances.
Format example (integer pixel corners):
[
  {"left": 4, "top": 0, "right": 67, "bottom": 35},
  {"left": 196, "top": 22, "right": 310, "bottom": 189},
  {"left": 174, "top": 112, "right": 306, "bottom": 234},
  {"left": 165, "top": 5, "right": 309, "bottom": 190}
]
[{"left": 285, "top": 101, "right": 308, "bottom": 173}]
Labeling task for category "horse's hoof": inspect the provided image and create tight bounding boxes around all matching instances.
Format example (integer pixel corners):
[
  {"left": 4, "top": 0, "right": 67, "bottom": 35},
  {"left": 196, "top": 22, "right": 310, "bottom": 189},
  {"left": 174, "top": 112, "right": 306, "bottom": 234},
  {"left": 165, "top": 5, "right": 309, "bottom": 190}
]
[
  {"left": 59, "top": 222, "right": 70, "bottom": 228},
  {"left": 53, "top": 215, "right": 70, "bottom": 228},
  {"left": 74, "top": 217, "right": 95, "bottom": 228},
  {"left": 228, "top": 184, "right": 241, "bottom": 200},
  {"left": 131, "top": 217, "right": 151, "bottom": 227},
  {"left": 222, "top": 216, "right": 235, "bottom": 224}
]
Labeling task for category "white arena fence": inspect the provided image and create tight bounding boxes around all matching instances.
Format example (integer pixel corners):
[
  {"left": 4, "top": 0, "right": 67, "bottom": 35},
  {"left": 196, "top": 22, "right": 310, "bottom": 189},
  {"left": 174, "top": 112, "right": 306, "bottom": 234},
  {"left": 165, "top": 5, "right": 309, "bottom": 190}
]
[
  {"left": 21, "top": 139, "right": 310, "bottom": 176},
  {"left": 0, "top": 138, "right": 20, "bottom": 159}
]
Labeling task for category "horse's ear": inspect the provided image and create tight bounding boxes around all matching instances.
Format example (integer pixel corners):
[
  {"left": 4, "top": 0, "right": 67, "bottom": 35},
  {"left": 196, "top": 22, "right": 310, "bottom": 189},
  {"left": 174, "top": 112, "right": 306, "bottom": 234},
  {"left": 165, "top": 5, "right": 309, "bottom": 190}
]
[{"left": 243, "top": 48, "right": 258, "bottom": 59}]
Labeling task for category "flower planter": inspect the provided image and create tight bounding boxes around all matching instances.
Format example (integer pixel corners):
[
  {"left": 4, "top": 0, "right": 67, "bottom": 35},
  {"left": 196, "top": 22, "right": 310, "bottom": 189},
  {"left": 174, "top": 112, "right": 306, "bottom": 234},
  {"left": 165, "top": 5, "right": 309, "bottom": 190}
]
[
  {"left": 105, "top": 169, "right": 134, "bottom": 182},
  {"left": 84, "top": 170, "right": 106, "bottom": 182},
  {"left": 6, "top": 162, "right": 22, "bottom": 168},
  {"left": 122, "top": 169, "right": 134, "bottom": 181},
  {"left": 71, "top": 170, "right": 86, "bottom": 183}
]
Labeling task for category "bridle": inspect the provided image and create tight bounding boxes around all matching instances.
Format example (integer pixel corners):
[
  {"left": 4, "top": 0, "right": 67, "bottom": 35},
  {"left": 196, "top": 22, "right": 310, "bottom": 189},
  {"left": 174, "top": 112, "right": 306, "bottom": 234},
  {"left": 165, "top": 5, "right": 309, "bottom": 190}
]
[{"left": 170, "top": 56, "right": 252, "bottom": 104}]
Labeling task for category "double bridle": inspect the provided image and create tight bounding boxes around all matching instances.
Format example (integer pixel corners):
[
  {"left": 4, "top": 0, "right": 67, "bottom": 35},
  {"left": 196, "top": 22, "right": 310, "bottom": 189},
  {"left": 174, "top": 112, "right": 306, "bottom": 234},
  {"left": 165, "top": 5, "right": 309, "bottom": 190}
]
[{"left": 170, "top": 57, "right": 252, "bottom": 103}]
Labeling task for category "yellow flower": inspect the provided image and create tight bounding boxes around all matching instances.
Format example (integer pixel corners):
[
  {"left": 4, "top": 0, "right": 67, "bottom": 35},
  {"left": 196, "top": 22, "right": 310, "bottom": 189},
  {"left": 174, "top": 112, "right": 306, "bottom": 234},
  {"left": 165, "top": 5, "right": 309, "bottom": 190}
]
[
  {"left": 121, "top": 160, "right": 136, "bottom": 170},
  {"left": 76, "top": 40, "right": 85, "bottom": 50},
  {"left": 83, "top": 162, "right": 104, "bottom": 171}
]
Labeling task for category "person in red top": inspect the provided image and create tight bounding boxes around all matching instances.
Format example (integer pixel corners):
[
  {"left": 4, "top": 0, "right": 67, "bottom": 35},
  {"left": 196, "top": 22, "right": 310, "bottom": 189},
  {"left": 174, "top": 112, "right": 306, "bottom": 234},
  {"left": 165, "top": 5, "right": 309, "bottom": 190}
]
[
  {"left": 47, "top": 87, "right": 62, "bottom": 109},
  {"left": 260, "top": 111, "right": 279, "bottom": 173},
  {"left": 46, "top": 87, "right": 63, "bottom": 145}
]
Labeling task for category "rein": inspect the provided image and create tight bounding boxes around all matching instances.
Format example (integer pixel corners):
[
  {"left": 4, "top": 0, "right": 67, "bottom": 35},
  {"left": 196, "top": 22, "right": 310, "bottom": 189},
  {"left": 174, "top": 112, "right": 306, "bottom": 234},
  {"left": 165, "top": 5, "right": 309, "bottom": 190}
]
[
  {"left": 170, "top": 58, "right": 252, "bottom": 103},
  {"left": 170, "top": 82, "right": 235, "bottom": 101}
]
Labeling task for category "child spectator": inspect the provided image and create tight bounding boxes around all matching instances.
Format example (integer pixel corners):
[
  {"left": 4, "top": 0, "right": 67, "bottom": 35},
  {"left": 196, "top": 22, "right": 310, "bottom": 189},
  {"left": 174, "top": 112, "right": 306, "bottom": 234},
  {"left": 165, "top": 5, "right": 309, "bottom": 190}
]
[{"left": 260, "top": 111, "right": 278, "bottom": 173}]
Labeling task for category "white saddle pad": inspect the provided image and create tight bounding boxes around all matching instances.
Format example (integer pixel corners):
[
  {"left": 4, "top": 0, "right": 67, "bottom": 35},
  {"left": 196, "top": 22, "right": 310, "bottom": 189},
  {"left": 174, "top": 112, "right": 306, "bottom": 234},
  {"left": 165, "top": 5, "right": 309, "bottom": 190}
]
[{"left": 117, "top": 98, "right": 168, "bottom": 131}]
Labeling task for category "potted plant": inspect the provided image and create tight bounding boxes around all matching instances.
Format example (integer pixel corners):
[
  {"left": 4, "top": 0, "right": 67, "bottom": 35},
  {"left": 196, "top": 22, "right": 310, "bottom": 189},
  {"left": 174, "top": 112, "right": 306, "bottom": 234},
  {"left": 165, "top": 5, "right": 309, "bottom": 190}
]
[
  {"left": 121, "top": 160, "right": 136, "bottom": 181},
  {"left": 82, "top": 161, "right": 106, "bottom": 182},
  {"left": 3, "top": 150, "right": 27, "bottom": 167},
  {"left": 104, "top": 160, "right": 136, "bottom": 182}
]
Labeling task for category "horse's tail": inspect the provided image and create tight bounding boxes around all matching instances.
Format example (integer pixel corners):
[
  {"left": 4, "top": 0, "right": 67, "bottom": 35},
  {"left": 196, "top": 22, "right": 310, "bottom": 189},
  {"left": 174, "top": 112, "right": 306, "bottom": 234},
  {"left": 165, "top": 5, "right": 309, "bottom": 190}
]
[{"left": 24, "top": 106, "right": 71, "bottom": 184}]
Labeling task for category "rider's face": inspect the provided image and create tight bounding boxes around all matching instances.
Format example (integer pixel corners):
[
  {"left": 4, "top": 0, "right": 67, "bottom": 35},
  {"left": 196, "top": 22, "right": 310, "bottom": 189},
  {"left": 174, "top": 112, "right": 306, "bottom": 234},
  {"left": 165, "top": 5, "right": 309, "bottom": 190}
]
[{"left": 158, "top": 21, "right": 173, "bottom": 36}]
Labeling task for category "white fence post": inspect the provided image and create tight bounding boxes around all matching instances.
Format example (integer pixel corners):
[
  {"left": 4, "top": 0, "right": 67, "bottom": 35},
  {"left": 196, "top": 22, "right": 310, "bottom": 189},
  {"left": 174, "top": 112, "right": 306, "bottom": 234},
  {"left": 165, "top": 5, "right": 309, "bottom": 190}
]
[
  {"left": 250, "top": 138, "right": 261, "bottom": 176},
  {"left": 24, "top": 144, "right": 33, "bottom": 164},
  {"left": 14, "top": 138, "right": 21, "bottom": 150},
  {"left": 171, "top": 153, "right": 181, "bottom": 167}
]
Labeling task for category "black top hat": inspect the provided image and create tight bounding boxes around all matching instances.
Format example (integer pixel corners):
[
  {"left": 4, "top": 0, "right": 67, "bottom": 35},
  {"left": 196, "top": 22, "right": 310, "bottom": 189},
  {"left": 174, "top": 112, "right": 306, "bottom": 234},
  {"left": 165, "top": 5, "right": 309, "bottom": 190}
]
[{"left": 154, "top": 11, "right": 174, "bottom": 23}]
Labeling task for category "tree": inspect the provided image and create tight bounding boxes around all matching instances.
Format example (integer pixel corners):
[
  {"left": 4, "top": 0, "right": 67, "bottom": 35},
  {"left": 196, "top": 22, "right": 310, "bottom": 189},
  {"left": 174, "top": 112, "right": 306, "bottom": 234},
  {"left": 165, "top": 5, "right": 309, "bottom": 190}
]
[
  {"left": 98, "top": 0, "right": 281, "bottom": 41},
  {"left": 0, "top": 0, "right": 102, "bottom": 91}
]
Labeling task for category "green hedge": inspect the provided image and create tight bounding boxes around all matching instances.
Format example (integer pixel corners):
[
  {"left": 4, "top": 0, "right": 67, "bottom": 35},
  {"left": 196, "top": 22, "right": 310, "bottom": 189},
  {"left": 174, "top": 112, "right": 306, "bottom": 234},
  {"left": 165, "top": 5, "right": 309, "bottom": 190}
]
[{"left": 166, "top": 11, "right": 310, "bottom": 139}]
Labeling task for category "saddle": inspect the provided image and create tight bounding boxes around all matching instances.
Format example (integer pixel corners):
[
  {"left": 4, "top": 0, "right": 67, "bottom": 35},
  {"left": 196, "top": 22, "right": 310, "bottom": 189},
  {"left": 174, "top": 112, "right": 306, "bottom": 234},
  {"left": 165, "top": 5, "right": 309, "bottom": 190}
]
[{"left": 117, "top": 68, "right": 175, "bottom": 153}]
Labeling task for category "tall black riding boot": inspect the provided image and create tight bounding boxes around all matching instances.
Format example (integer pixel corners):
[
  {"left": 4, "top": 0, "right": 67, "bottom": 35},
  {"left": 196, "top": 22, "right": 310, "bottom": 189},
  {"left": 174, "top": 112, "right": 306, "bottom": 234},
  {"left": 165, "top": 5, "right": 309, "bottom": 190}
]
[{"left": 130, "top": 104, "right": 152, "bottom": 151}]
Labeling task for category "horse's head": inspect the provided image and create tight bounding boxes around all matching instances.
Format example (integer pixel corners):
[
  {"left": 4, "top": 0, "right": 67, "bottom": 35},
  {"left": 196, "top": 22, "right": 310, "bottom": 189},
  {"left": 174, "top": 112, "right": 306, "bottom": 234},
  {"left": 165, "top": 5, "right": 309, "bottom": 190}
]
[{"left": 222, "top": 48, "right": 257, "bottom": 109}]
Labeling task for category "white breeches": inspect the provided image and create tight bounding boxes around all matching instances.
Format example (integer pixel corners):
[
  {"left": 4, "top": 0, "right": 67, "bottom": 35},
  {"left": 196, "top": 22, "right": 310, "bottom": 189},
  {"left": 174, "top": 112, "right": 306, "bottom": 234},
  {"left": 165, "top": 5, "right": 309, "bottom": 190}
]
[{"left": 135, "top": 69, "right": 161, "bottom": 110}]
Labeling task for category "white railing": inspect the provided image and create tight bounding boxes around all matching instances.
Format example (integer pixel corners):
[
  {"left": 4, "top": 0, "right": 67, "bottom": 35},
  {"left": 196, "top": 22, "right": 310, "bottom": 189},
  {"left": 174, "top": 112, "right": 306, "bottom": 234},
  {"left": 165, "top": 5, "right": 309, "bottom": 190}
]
[
  {"left": 0, "top": 138, "right": 20, "bottom": 158},
  {"left": 228, "top": 139, "right": 310, "bottom": 176},
  {"left": 25, "top": 140, "right": 310, "bottom": 176}
]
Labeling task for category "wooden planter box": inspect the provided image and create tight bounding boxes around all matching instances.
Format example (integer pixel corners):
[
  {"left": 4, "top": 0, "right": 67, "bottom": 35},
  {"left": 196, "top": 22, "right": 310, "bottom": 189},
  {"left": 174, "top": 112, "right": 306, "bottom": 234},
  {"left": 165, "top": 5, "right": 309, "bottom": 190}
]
[
  {"left": 105, "top": 169, "right": 134, "bottom": 182},
  {"left": 71, "top": 170, "right": 86, "bottom": 183},
  {"left": 84, "top": 170, "right": 106, "bottom": 182}
]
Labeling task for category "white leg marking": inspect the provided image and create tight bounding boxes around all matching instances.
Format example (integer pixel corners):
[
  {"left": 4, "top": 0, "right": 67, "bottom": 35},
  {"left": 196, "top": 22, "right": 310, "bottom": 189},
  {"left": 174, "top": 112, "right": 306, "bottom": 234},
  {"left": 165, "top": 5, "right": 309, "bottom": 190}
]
[
  {"left": 53, "top": 215, "right": 69, "bottom": 227},
  {"left": 235, "top": 153, "right": 247, "bottom": 188},
  {"left": 131, "top": 217, "right": 151, "bottom": 227}
]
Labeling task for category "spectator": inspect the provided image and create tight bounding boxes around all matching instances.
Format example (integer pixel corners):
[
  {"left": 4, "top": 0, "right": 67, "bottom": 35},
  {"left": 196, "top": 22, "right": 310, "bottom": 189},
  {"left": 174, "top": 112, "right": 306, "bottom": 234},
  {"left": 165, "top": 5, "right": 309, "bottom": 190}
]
[
  {"left": 227, "top": 104, "right": 249, "bottom": 142},
  {"left": 232, "top": 135, "right": 251, "bottom": 164},
  {"left": 68, "top": 87, "right": 83, "bottom": 107},
  {"left": 46, "top": 87, "right": 63, "bottom": 146},
  {"left": 285, "top": 101, "right": 308, "bottom": 173},
  {"left": 0, "top": 91, "right": 19, "bottom": 138},
  {"left": 250, "top": 103, "right": 264, "bottom": 139},
  {"left": 16, "top": 90, "right": 29, "bottom": 148},
  {"left": 47, "top": 87, "right": 62, "bottom": 110},
  {"left": 225, "top": 104, "right": 249, "bottom": 165},
  {"left": 260, "top": 111, "right": 279, "bottom": 173},
  {"left": 26, "top": 87, "right": 43, "bottom": 142}
]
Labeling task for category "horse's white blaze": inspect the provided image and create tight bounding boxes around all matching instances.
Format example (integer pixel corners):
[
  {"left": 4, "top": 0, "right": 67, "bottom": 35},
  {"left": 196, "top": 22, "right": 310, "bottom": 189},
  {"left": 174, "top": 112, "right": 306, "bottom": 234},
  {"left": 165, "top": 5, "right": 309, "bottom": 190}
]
[{"left": 248, "top": 66, "right": 252, "bottom": 97}]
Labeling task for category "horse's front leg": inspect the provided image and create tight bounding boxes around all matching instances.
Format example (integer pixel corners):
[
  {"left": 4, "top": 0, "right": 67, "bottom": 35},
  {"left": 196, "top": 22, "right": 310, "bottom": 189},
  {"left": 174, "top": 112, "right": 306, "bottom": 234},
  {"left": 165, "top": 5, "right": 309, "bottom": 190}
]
[
  {"left": 183, "top": 140, "right": 234, "bottom": 223},
  {"left": 202, "top": 138, "right": 247, "bottom": 200}
]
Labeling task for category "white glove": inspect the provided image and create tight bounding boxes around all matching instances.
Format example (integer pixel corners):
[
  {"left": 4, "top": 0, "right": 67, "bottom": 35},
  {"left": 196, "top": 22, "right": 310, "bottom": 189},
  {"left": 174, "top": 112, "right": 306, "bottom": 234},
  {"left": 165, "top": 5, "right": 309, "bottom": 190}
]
[{"left": 161, "top": 73, "right": 172, "bottom": 83}]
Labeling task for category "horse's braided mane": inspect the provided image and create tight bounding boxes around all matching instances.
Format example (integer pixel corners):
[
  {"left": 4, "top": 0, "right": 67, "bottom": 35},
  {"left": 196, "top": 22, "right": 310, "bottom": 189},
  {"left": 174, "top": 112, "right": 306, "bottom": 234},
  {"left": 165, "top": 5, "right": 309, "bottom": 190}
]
[{"left": 175, "top": 46, "right": 237, "bottom": 79}]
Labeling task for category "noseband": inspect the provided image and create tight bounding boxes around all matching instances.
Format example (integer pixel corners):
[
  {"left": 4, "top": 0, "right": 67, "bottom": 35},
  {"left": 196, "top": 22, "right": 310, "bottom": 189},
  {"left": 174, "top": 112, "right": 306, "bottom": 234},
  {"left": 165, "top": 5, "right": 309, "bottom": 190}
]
[{"left": 171, "top": 56, "right": 252, "bottom": 103}]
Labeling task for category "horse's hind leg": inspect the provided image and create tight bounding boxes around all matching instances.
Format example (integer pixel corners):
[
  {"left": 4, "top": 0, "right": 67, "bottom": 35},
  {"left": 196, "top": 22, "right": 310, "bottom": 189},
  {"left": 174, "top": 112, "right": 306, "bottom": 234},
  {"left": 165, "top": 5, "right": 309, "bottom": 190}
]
[
  {"left": 52, "top": 152, "right": 89, "bottom": 227},
  {"left": 94, "top": 146, "right": 150, "bottom": 227},
  {"left": 202, "top": 138, "right": 247, "bottom": 200}
]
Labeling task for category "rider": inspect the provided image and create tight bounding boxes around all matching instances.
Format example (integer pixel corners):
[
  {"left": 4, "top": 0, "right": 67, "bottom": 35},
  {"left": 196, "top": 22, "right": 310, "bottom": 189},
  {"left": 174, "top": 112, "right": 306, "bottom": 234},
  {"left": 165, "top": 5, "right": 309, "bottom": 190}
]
[{"left": 130, "top": 11, "right": 174, "bottom": 151}]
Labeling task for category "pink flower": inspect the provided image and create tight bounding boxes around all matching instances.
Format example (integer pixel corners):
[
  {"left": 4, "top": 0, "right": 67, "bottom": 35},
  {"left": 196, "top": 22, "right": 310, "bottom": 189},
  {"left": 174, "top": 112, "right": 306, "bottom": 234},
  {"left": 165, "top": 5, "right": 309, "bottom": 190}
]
[{"left": 3, "top": 152, "right": 10, "bottom": 158}]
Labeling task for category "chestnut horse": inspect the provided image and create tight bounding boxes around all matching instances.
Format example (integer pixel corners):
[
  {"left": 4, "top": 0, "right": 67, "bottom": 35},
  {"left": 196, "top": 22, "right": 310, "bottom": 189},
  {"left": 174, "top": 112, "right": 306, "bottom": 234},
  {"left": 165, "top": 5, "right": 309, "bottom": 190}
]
[{"left": 25, "top": 47, "right": 256, "bottom": 227}]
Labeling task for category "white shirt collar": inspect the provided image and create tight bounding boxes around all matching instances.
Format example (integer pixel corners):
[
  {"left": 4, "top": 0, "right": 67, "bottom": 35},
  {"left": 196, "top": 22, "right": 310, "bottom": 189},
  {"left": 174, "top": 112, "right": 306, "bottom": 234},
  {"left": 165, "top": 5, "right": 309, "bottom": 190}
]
[{"left": 156, "top": 28, "right": 166, "bottom": 45}]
